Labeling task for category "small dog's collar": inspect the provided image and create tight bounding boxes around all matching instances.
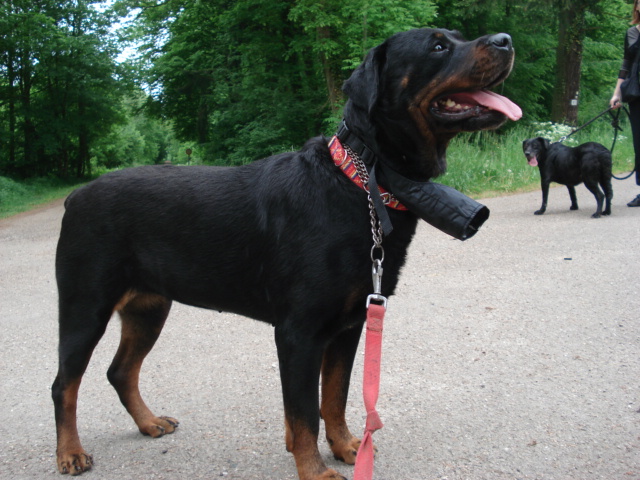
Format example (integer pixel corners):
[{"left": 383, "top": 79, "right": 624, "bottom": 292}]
[{"left": 328, "top": 135, "right": 407, "bottom": 211}]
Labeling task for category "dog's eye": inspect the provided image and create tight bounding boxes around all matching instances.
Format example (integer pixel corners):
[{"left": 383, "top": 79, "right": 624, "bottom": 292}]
[{"left": 432, "top": 42, "right": 448, "bottom": 53}]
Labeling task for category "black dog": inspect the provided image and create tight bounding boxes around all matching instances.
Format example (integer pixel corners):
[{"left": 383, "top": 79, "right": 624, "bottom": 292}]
[
  {"left": 522, "top": 137, "right": 613, "bottom": 218},
  {"left": 53, "top": 29, "right": 520, "bottom": 480}
]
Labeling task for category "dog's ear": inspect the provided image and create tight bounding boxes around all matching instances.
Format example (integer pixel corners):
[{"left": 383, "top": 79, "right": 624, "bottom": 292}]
[
  {"left": 343, "top": 42, "right": 388, "bottom": 115},
  {"left": 541, "top": 137, "right": 550, "bottom": 149}
]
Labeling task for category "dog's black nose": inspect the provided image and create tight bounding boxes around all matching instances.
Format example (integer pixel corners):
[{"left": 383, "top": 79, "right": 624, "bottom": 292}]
[{"left": 488, "top": 33, "right": 512, "bottom": 50}]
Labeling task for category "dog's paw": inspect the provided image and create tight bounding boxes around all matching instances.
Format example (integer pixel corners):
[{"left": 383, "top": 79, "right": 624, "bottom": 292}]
[
  {"left": 570, "top": 205, "right": 579, "bottom": 211},
  {"left": 57, "top": 449, "right": 93, "bottom": 475},
  {"left": 314, "top": 469, "right": 348, "bottom": 480},
  {"left": 534, "top": 209, "right": 545, "bottom": 215},
  {"left": 591, "top": 213, "right": 601, "bottom": 219},
  {"left": 139, "top": 416, "right": 179, "bottom": 437},
  {"left": 329, "top": 435, "right": 361, "bottom": 465}
]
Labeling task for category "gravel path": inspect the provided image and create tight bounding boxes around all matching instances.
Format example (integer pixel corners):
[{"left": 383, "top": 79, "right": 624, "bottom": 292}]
[{"left": 0, "top": 178, "right": 638, "bottom": 480}]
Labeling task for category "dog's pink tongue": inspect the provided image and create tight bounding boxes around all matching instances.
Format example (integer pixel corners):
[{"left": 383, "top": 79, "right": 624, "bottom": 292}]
[
  {"left": 528, "top": 157, "right": 538, "bottom": 167},
  {"left": 468, "top": 90, "right": 522, "bottom": 121}
]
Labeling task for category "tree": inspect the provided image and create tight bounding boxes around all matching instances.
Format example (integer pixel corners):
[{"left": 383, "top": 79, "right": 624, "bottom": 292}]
[
  {"left": 127, "top": 0, "right": 437, "bottom": 165},
  {"left": 435, "top": 0, "right": 628, "bottom": 125},
  {"left": 0, "top": 0, "right": 126, "bottom": 178},
  {"left": 551, "top": 0, "right": 588, "bottom": 124}
]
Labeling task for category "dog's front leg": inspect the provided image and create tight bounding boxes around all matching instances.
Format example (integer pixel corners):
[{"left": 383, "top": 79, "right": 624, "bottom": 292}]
[
  {"left": 275, "top": 326, "right": 347, "bottom": 480},
  {"left": 535, "top": 181, "right": 550, "bottom": 215},
  {"left": 321, "top": 324, "right": 364, "bottom": 465}
]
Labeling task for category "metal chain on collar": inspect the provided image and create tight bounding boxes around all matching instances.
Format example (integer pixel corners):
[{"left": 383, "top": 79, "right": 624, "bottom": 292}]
[
  {"left": 368, "top": 198, "right": 384, "bottom": 262},
  {"left": 367, "top": 195, "right": 387, "bottom": 308},
  {"left": 343, "top": 143, "right": 385, "bottom": 264},
  {"left": 342, "top": 143, "right": 388, "bottom": 309},
  {"left": 343, "top": 143, "right": 371, "bottom": 185}
]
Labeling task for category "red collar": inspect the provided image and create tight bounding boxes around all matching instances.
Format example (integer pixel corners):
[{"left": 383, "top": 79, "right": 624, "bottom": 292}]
[{"left": 328, "top": 136, "right": 407, "bottom": 211}]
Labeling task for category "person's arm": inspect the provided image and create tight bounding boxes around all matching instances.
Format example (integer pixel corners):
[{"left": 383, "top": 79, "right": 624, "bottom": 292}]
[
  {"left": 611, "top": 28, "right": 635, "bottom": 108},
  {"left": 611, "top": 77, "right": 624, "bottom": 108}
]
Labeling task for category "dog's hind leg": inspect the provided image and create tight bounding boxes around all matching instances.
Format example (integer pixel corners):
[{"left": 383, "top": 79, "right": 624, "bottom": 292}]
[
  {"left": 583, "top": 179, "right": 605, "bottom": 218},
  {"left": 107, "top": 293, "right": 178, "bottom": 438},
  {"left": 602, "top": 178, "right": 613, "bottom": 215},
  {"left": 601, "top": 164, "right": 613, "bottom": 216},
  {"left": 321, "top": 324, "right": 364, "bottom": 465},
  {"left": 52, "top": 295, "right": 116, "bottom": 474},
  {"left": 276, "top": 324, "right": 347, "bottom": 480},
  {"left": 567, "top": 186, "right": 579, "bottom": 211}
]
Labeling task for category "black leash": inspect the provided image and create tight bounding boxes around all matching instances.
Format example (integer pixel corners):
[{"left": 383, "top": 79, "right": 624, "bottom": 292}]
[
  {"left": 556, "top": 106, "right": 616, "bottom": 143},
  {"left": 556, "top": 105, "right": 635, "bottom": 181},
  {"left": 610, "top": 106, "right": 636, "bottom": 181}
]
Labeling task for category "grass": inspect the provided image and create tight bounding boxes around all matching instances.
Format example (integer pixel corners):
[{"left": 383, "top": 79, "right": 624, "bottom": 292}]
[
  {"left": 0, "top": 177, "right": 85, "bottom": 219},
  {"left": 1, "top": 118, "right": 635, "bottom": 219},
  {"left": 440, "top": 120, "right": 635, "bottom": 198}
]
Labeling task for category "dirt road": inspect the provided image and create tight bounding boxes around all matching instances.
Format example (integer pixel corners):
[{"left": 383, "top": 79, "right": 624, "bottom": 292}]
[{"left": 1, "top": 178, "right": 638, "bottom": 479}]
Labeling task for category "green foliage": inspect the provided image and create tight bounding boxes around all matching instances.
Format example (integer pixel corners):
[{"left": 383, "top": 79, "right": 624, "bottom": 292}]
[
  {"left": 439, "top": 118, "right": 635, "bottom": 197},
  {"left": 0, "top": 175, "right": 83, "bottom": 218},
  {"left": 0, "top": 0, "right": 126, "bottom": 178},
  {"left": 0, "top": 0, "right": 636, "bottom": 185},
  {"left": 134, "top": 0, "right": 438, "bottom": 165},
  {"left": 91, "top": 90, "right": 178, "bottom": 169},
  {"left": 5, "top": 114, "right": 633, "bottom": 219}
]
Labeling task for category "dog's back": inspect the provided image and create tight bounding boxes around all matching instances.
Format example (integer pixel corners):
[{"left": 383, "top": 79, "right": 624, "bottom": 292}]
[{"left": 573, "top": 142, "right": 612, "bottom": 182}]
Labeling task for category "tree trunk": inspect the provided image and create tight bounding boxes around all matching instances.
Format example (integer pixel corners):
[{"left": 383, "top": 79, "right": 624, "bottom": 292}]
[
  {"left": 551, "top": 1, "right": 585, "bottom": 125},
  {"left": 7, "top": 49, "right": 16, "bottom": 167},
  {"left": 19, "top": 56, "right": 37, "bottom": 173},
  {"left": 77, "top": 99, "right": 90, "bottom": 177},
  {"left": 317, "top": 26, "right": 341, "bottom": 112}
]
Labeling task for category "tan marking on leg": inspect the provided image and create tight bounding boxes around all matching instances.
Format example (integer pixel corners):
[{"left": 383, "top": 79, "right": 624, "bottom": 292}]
[
  {"left": 113, "top": 289, "right": 137, "bottom": 313},
  {"left": 287, "top": 419, "right": 347, "bottom": 480},
  {"left": 110, "top": 294, "right": 178, "bottom": 437},
  {"left": 56, "top": 379, "right": 93, "bottom": 475},
  {"left": 320, "top": 356, "right": 360, "bottom": 465},
  {"left": 285, "top": 417, "right": 294, "bottom": 452}
]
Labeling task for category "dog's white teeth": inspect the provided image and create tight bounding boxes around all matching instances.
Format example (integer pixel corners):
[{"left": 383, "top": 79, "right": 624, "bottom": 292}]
[{"left": 439, "top": 98, "right": 471, "bottom": 112}]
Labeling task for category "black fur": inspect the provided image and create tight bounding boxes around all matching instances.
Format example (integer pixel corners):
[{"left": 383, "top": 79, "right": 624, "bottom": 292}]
[
  {"left": 522, "top": 137, "right": 613, "bottom": 218},
  {"left": 53, "top": 28, "right": 518, "bottom": 480}
]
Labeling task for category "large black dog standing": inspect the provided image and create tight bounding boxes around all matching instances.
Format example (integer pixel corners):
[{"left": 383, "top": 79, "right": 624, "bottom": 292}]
[
  {"left": 53, "top": 29, "right": 521, "bottom": 480},
  {"left": 522, "top": 137, "right": 613, "bottom": 218}
]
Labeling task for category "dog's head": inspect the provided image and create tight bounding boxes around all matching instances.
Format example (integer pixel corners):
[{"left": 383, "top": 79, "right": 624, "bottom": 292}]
[
  {"left": 522, "top": 137, "right": 549, "bottom": 167},
  {"left": 343, "top": 28, "right": 521, "bottom": 180}
]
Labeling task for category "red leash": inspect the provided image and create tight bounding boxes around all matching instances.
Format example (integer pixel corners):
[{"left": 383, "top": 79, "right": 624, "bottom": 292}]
[
  {"left": 353, "top": 257, "right": 387, "bottom": 480},
  {"left": 328, "top": 134, "right": 387, "bottom": 479},
  {"left": 353, "top": 302, "right": 385, "bottom": 480}
]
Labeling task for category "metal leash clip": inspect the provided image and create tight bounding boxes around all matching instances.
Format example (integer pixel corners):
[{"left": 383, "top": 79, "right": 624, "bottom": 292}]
[{"left": 366, "top": 258, "right": 387, "bottom": 308}]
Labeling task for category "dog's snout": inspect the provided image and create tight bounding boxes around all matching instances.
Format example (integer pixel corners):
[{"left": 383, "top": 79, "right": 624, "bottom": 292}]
[{"left": 488, "top": 33, "right": 512, "bottom": 51}]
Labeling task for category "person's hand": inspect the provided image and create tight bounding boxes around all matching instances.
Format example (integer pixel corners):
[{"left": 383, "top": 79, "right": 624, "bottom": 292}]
[{"left": 610, "top": 92, "right": 622, "bottom": 109}]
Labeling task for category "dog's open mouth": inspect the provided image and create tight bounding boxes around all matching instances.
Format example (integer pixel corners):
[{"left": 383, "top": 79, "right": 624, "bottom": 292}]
[{"left": 431, "top": 90, "right": 522, "bottom": 122}]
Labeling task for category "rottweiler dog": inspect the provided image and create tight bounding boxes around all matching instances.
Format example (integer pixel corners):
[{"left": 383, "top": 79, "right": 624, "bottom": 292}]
[
  {"left": 53, "top": 28, "right": 520, "bottom": 480},
  {"left": 523, "top": 137, "right": 613, "bottom": 218}
]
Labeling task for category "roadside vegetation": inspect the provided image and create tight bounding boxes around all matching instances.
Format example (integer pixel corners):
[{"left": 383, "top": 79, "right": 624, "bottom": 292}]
[
  {"left": 441, "top": 117, "right": 635, "bottom": 197},
  {"left": 1, "top": 0, "right": 634, "bottom": 218},
  {"left": 2, "top": 117, "right": 634, "bottom": 219},
  {"left": 0, "top": 177, "right": 83, "bottom": 218}
]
